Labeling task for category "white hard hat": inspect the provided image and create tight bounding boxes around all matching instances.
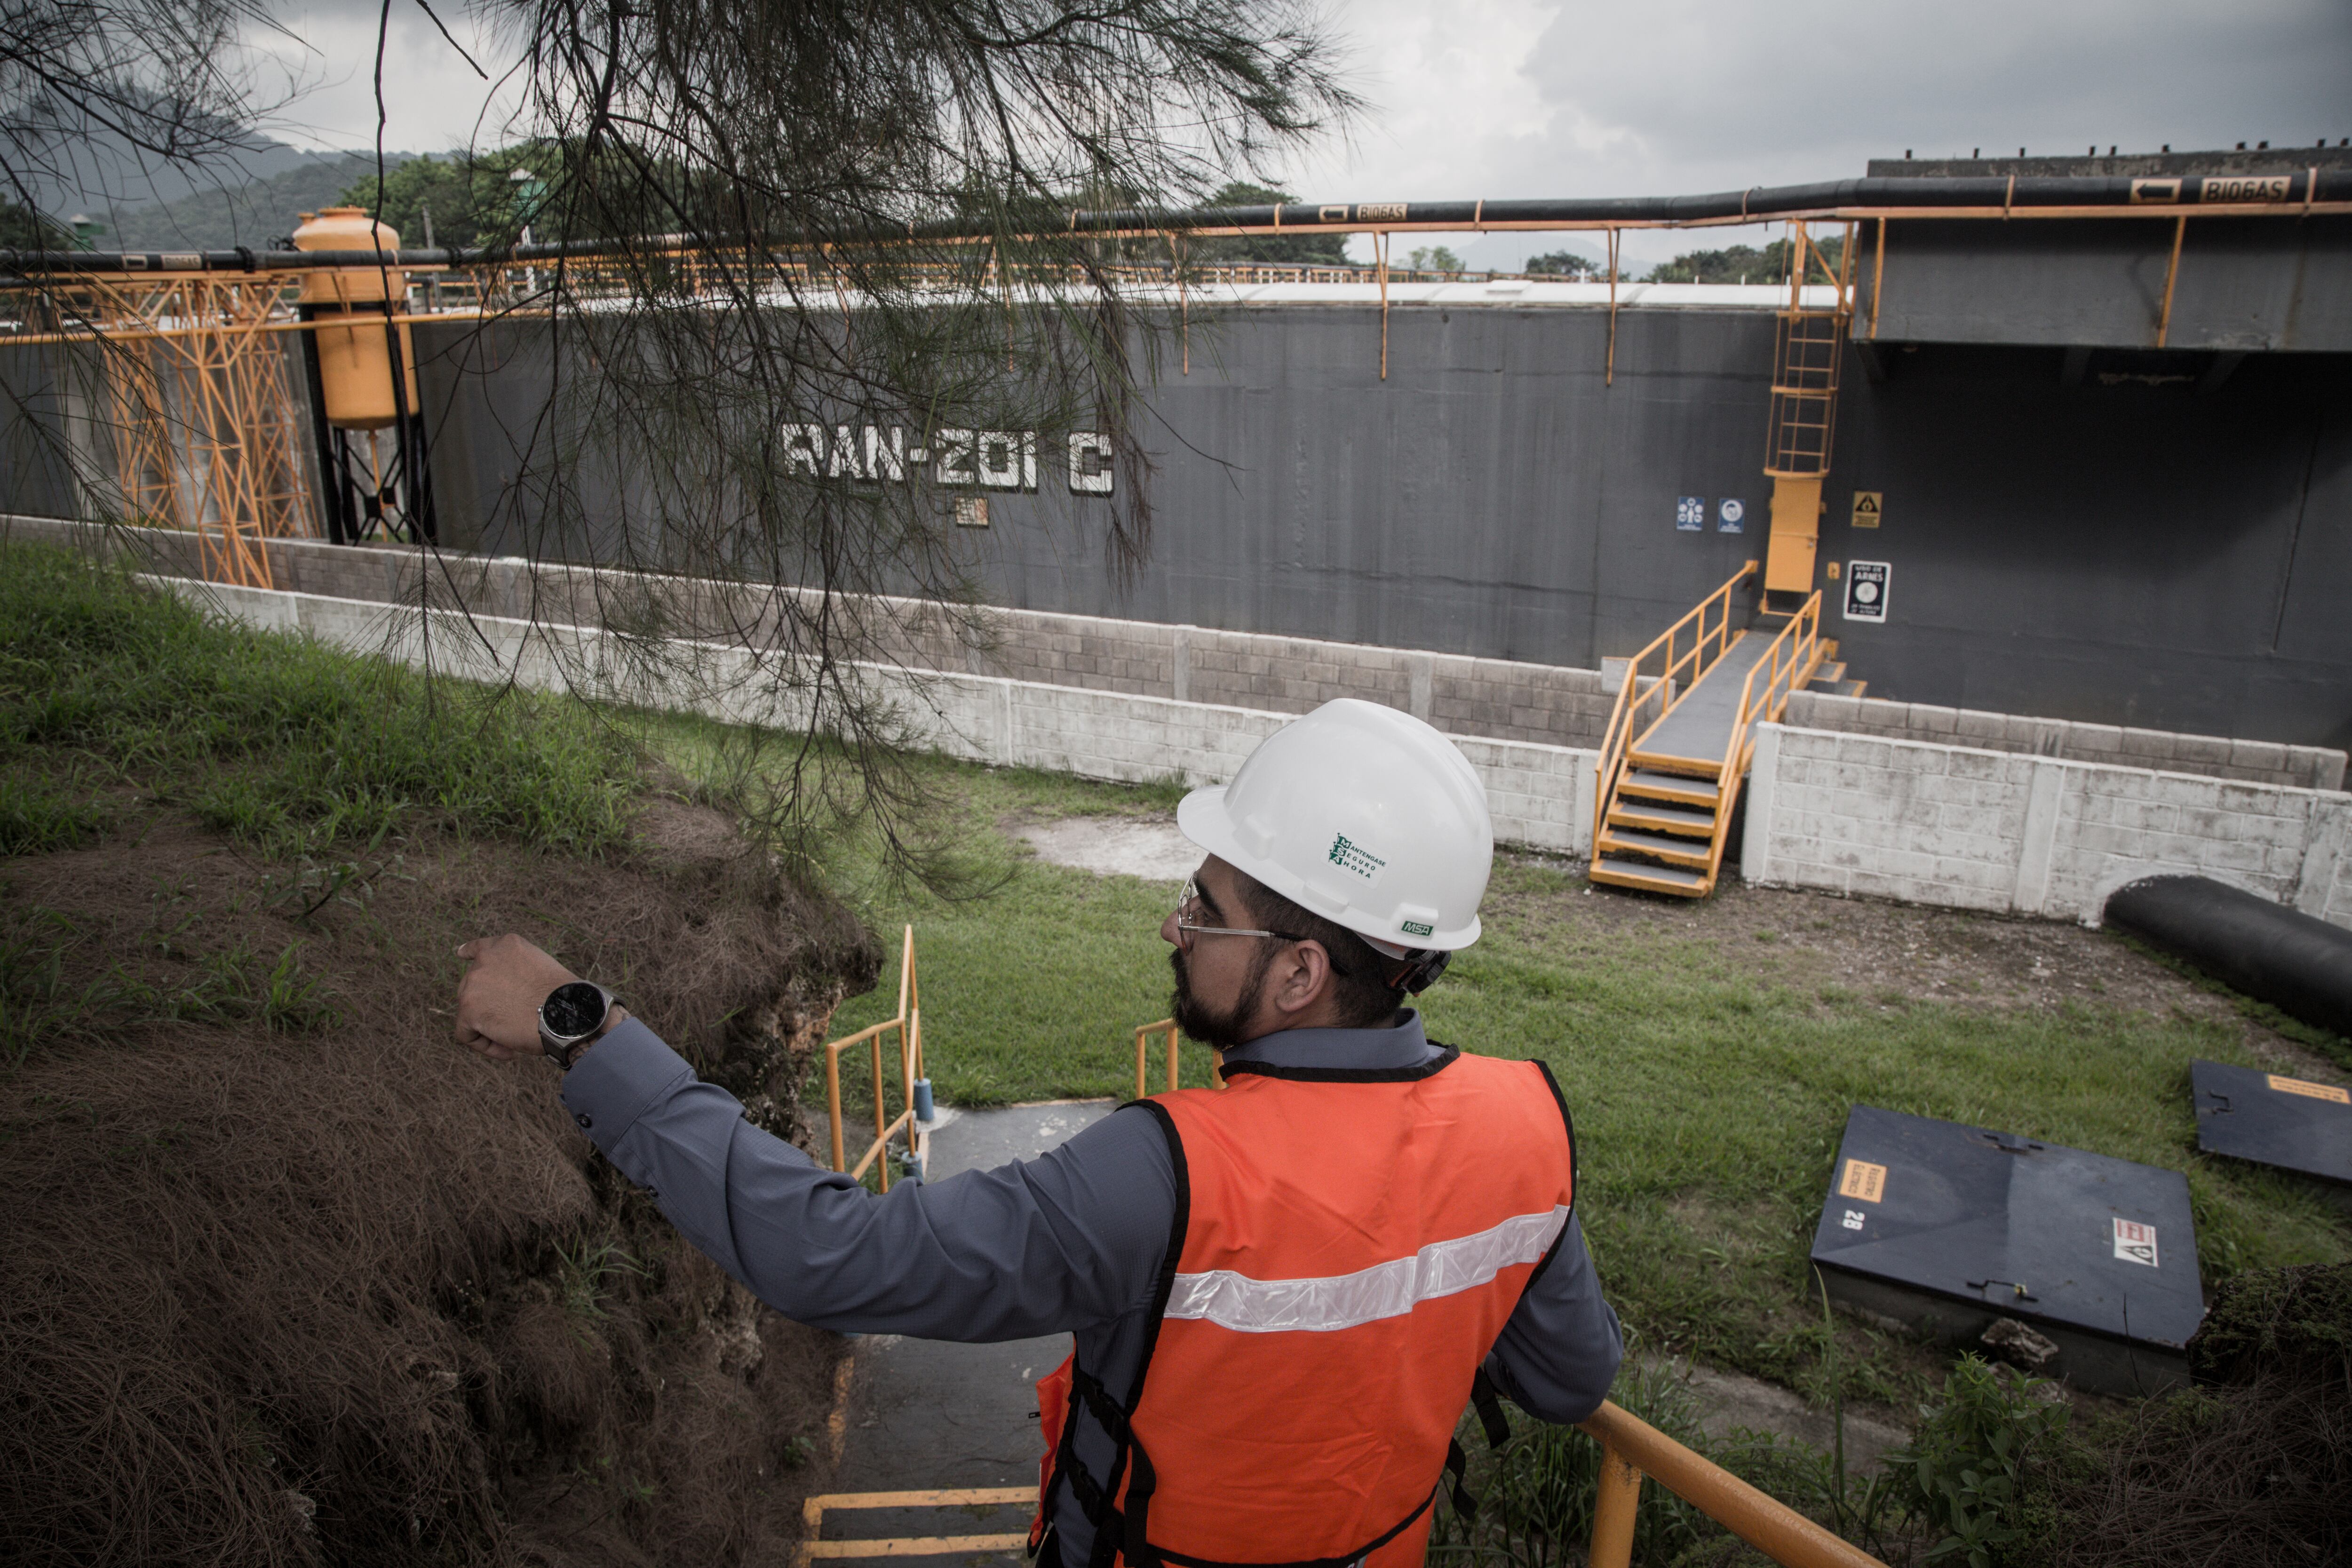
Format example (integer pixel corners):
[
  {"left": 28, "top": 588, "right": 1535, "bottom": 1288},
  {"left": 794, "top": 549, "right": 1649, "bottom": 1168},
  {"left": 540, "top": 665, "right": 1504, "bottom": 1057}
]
[{"left": 1176, "top": 698, "right": 1493, "bottom": 952}]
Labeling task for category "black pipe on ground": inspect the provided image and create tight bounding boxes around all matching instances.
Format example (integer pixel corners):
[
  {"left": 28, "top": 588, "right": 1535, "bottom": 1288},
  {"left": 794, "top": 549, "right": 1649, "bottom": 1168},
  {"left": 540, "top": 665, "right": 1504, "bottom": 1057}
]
[{"left": 2105, "top": 876, "right": 2352, "bottom": 1039}]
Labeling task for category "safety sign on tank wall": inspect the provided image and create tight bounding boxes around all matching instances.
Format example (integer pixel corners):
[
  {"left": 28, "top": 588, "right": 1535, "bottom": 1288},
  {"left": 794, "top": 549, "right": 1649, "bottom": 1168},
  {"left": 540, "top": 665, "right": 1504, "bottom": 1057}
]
[
  {"left": 1717, "top": 498, "right": 1745, "bottom": 534},
  {"left": 1843, "top": 561, "right": 1891, "bottom": 623},
  {"left": 1676, "top": 496, "right": 1705, "bottom": 531}
]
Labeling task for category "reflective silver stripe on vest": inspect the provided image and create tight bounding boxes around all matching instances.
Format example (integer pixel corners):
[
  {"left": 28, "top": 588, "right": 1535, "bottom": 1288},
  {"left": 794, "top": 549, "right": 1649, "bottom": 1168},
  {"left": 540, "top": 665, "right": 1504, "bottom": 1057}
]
[{"left": 1164, "top": 1204, "right": 1570, "bottom": 1334}]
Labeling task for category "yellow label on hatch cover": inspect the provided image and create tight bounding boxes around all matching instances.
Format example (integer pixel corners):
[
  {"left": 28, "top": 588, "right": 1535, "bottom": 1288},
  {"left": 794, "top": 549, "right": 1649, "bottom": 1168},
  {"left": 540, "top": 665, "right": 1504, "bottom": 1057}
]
[
  {"left": 1838, "top": 1159, "right": 1887, "bottom": 1202},
  {"left": 2267, "top": 1074, "right": 2351, "bottom": 1105}
]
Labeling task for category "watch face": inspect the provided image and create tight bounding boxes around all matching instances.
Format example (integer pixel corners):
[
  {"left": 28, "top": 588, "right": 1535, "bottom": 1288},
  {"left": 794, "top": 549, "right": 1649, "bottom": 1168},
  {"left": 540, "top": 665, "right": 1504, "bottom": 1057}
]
[{"left": 543, "top": 981, "right": 607, "bottom": 1039}]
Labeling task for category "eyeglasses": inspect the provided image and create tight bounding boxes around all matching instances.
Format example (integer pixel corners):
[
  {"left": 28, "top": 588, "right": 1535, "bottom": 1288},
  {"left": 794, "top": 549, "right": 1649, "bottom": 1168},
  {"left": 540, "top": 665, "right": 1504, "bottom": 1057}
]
[
  {"left": 1173, "top": 877, "right": 1305, "bottom": 950},
  {"left": 1172, "top": 879, "right": 1352, "bottom": 977}
]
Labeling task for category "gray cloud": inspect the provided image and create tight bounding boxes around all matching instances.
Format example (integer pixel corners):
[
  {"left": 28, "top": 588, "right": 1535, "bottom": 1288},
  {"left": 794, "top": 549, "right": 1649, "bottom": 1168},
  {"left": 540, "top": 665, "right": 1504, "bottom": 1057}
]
[
  {"left": 1296, "top": 0, "right": 2352, "bottom": 269},
  {"left": 1520, "top": 0, "right": 2351, "bottom": 189}
]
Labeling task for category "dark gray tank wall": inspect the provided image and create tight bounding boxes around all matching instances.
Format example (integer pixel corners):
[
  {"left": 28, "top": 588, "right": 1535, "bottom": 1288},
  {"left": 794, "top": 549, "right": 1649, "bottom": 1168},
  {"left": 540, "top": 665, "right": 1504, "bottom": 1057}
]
[
  {"left": 1862, "top": 215, "right": 2352, "bottom": 352},
  {"left": 1825, "top": 344, "right": 2349, "bottom": 747},
  {"left": 965, "top": 306, "right": 1776, "bottom": 673},
  {"left": 404, "top": 303, "right": 2351, "bottom": 749}
]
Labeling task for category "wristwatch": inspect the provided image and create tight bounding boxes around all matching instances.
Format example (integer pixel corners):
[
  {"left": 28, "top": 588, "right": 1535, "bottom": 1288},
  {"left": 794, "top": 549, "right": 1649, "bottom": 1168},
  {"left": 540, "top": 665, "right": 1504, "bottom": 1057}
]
[{"left": 539, "top": 980, "right": 621, "bottom": 1070}]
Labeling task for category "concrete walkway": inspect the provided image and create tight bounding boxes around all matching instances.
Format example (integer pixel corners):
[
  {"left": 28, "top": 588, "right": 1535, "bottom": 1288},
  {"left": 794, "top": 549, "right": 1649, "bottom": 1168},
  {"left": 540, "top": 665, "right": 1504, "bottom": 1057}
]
[{"left": 810, "top": 1101, "right": 1117, "bottom": 1563}]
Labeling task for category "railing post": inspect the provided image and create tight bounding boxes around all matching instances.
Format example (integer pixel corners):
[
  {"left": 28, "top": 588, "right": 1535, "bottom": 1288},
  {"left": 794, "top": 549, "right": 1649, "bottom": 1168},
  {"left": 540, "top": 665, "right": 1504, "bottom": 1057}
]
[
  {"left": 872, "top": 1033, "right": 890, "bottom": 1191},
  {"left": 827, "top": 1044, "right": 846, "bottom": 1172},
  {"left": 1589, "top": 1444, "right": 1643, "bottom": 1568}
]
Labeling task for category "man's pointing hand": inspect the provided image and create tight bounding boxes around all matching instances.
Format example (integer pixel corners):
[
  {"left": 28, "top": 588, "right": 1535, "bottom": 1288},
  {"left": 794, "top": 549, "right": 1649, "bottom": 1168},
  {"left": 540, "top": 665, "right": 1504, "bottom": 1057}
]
[{"left": 453, "top": 933, "right": 588, "bottom": 1061}]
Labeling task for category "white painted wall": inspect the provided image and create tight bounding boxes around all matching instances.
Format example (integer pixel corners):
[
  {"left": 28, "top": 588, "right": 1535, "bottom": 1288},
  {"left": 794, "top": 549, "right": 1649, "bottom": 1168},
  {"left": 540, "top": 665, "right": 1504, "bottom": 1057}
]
[
  {"left": 153, "top": 576, "right": 2352, "bottom": 929},
  {"left": 157, "top": 579, "right": 1602, "bottom": 856},
  {"left": 1742, "top": 723, "right": 2352, "bottom": 929}
]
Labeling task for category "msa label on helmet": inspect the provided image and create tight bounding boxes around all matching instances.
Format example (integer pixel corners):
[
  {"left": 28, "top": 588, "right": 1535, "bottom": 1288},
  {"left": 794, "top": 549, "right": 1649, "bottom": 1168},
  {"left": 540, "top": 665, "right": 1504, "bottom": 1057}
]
[
  {"left": 1327, "top": 834, "right": 1387, "bottom": 881},
  {"left": 1400, "top": 919, "right": 1435, "bottom": 938}
]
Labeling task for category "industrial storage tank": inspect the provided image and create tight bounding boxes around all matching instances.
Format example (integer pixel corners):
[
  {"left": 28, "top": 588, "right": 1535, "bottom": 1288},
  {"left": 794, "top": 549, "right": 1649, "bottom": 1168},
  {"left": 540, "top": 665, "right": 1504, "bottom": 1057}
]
[{"left": 292, "top": 207, "right": 420, "bottom": 428}]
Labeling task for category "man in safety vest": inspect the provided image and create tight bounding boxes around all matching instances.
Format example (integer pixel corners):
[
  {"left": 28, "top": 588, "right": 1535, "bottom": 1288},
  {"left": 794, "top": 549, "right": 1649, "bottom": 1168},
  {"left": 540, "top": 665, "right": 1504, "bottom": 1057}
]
[{"left": 454, "top": 697, "right": 1623, "bottom": 1567}]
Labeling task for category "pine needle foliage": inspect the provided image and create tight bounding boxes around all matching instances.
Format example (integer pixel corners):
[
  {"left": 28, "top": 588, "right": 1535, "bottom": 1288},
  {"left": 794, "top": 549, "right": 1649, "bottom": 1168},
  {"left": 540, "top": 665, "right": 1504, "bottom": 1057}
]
[
  {"left": 382, "top": 0, "right": 1354, "bottom": 891},
  {"left": 7, "top": 0, "right": 1355, "bottom": 896}
]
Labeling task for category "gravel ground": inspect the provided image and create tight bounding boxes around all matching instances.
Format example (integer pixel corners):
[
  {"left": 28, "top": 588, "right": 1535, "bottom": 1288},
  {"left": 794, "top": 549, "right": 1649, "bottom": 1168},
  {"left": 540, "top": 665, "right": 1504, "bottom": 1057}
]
[{"left": 1499, "top": 853, "right": 2346, "bottom": 1085}]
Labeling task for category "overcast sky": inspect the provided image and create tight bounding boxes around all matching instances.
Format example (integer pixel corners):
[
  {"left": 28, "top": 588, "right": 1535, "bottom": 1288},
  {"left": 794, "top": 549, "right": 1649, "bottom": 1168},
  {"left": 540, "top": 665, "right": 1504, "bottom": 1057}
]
[{"left": 260, "top": 0, "right": 2352, "bottom": 269}]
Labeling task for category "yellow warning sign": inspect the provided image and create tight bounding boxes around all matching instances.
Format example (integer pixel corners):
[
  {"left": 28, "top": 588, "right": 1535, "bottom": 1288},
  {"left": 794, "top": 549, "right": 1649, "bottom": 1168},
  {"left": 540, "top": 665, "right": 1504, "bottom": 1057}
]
[
  {"left": 2267, "top": 1074, "right": 2351, "bottom": 1105},
  {"left": 1838, "top": 1158, "right": 1888, "bottom": 1202},
  {"left": 1851, "top": 491, "right": 1883, "bottom": 529}
]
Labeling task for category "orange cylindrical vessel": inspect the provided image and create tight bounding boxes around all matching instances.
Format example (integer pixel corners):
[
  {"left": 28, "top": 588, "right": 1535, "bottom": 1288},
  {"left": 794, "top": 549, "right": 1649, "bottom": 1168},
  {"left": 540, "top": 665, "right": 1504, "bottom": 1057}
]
[{"left": 293, "top": 207, "right": 420, "bottom": 429}]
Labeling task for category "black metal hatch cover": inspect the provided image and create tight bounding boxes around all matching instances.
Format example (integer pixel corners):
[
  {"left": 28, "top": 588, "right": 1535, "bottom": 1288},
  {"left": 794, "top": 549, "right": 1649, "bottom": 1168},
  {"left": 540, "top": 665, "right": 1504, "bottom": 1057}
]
[
  {"left": 2191, "top": 1059, "right": 2352, "bottom": 1187},
  {"left": 1809, "top": 1105, "right": 2204, "bottom": 1350}
]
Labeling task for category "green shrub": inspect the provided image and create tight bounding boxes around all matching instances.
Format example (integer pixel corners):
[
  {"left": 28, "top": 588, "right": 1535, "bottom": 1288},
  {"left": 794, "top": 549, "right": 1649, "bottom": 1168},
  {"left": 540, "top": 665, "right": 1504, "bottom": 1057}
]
[{"left": 1885, "top": 1355, "right": 2071, "bottom": 1568}]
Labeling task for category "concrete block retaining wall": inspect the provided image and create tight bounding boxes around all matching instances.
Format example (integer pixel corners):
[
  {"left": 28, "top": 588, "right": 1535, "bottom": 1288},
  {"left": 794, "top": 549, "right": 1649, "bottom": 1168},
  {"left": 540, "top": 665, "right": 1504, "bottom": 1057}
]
[
  {"left": 1742, "top": 723, "right": 2352, "bottom": 928},
  {"left": 15, "top": 515, "right": 2335, "bottom": 787},
  {"left": 156, "top": 577, "right": 1600, "bottom": 856},
  {"left": 6, "top": 516, "right": 1618, "bottom": 749},
  {"left": 1785, "top": 690, "right": 2344, "bottom": 792},
  {"left": 16, "top": 515, "right": 2347, "bottom": 928}
]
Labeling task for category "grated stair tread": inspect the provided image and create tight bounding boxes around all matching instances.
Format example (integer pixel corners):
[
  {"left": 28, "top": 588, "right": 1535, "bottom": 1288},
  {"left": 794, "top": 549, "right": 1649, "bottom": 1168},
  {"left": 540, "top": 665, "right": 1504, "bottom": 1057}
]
[
  {"left": 1598, "top": 828, "right": 1714, "bottom": 867},
  {"left": 1804, "top": 661, "right": 1848, "bottom": 688},
  {"left": 1590, "top": 857, "right": 1711, "bottom": 894},
  {"left": 1608, "top": 800, "right": 1718, "bottom": 836},
  {"left": 1620, "top": 769, "right": 1721, "bottom": 805},
  {"left": 1829, "top": 678, "right": 1867, "bottom": 697}
]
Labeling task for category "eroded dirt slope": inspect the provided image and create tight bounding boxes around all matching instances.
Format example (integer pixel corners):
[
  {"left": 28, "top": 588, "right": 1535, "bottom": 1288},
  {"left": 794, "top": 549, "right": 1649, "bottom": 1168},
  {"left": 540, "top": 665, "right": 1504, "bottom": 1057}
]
[{"left": 2, "top": 792, "right": 878, "bottom": 1567}]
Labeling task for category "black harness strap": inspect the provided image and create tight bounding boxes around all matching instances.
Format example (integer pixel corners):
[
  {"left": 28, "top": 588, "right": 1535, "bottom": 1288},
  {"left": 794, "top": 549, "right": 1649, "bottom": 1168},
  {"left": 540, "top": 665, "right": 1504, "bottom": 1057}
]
[
  {"left": 1430, "top": 1366, "right": 1517, "bottom": 1528},
  {"left": 1444, "top": 1439, "right": 1479, "bottom": 1522},
  {"left": 1120, "top": 1437, "right": 1165, "bottom": 1567},
  {"left": 1470, "top": 1367, "right": 1513, "bottom": 1450}
]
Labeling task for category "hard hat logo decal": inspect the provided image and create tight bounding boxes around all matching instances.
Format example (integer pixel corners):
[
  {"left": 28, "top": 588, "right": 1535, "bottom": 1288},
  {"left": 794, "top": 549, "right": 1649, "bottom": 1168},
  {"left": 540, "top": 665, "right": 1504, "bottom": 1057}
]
[
  {"left": 1328, "top": 834, "right": 1387, "bottom": 880},
  {"left": 1400, "top": 919, "right": 1435, "bottom": 938}
]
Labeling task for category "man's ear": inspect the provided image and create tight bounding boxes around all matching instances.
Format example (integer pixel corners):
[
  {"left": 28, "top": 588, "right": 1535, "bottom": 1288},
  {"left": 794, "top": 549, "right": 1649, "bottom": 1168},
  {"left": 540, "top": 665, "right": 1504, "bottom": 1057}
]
[{"left": 1267, "top": 940, "right": 1335, "bottom": 1017}]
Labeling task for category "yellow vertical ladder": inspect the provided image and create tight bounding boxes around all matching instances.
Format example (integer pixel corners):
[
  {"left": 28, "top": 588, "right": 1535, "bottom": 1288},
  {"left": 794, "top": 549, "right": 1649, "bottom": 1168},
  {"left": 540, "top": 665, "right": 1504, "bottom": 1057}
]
[{"left": 1762, "top": 222, "right": 1857, "bottom": 611}]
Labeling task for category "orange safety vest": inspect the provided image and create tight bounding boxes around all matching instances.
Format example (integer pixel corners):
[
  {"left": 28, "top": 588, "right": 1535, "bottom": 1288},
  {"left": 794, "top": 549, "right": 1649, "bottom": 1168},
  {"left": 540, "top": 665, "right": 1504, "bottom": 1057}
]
[{"left": 1033, "top": 1044, "right": 1577, "bottom": 1568}]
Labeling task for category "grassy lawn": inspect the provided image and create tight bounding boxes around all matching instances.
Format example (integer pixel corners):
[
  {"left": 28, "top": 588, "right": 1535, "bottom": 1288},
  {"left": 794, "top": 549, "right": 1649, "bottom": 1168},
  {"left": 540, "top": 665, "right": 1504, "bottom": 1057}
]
[
  {"left": 0, "top": 543, "right": 636, "bottom": 861},
  {"left": 659, "top": 737, "right": 2352, "bottom": 1408},
  {"left": 12, "top": 541, "right": 2336, "bottom": 1422}
]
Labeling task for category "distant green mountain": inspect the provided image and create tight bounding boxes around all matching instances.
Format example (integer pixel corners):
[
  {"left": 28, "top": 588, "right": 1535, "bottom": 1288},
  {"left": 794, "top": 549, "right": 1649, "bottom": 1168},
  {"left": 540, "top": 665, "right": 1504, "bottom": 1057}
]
[{"left": 104, "top": 151, "right": 421, "bottom": 251}]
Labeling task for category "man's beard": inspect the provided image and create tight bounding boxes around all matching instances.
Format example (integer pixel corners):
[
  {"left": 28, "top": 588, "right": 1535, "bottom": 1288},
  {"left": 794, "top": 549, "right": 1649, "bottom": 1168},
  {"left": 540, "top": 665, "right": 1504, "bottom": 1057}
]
[{"left": 1169, "top": 944, "right": 1274, "bottom": 1051}]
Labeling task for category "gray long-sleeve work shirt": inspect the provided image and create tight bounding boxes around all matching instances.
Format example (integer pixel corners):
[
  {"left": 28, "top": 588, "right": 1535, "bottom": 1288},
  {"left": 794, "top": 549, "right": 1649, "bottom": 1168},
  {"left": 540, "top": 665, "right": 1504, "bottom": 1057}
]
[{"left": 559, "top": 1009, "right": 1622, "bottom": 1561}]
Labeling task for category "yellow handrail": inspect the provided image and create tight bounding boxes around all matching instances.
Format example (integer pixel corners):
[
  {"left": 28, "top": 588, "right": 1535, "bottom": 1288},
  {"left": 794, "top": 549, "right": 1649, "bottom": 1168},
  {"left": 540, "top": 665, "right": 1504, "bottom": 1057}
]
[
  {"left": 823, "top": 925, "right": 925, "bottom": 1190},
  {"left": 1578, "top": 1399, "right": 1889, "bottom": 1568},
  {"left": 1699, "top": 591, "right": 1821, "bottom": 882},
  {"left": 1592, "top": 562, "right": 1758, "bottom": 839},
  {"left": 1133, "top": 1018, "right": 1223, "bottom": 1100}
]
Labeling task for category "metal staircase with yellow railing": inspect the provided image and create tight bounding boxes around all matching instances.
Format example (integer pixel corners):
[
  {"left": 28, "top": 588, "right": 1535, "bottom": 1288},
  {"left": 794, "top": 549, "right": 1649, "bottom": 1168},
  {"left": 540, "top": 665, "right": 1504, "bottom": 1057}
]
[
  {"left": 1588, "top": 220, "right": 1870, "bottom": 899},
  {"left": 1589, "top": 565, "right": 1855, "bottom": 898}
]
